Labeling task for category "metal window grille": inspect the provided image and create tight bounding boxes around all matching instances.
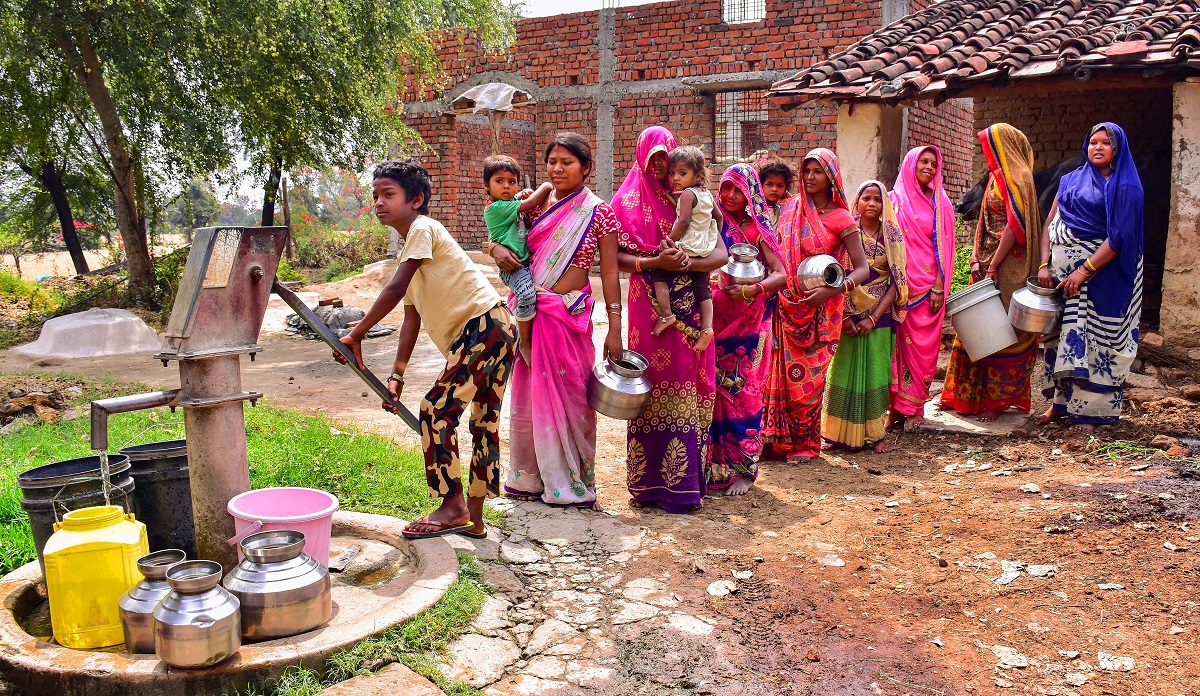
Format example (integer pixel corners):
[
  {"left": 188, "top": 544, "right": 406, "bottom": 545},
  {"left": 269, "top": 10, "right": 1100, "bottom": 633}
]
[
  {"left": 723, "top": 0, "right": 766, "bottom": 24},
  {"left": 714, "top": 90, "right": 769, "bottom": 166}
]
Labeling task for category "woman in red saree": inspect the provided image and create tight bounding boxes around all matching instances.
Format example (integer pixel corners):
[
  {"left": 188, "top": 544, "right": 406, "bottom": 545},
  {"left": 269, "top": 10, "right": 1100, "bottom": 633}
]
[
  {"left": 762, "top": 148, "right": 870, "bottom": 464},
  {"left": 614, "top": 126, "right": 728, "bottom": 512},
  {"left": 889, "top": 146, "right": 956, "bottom": 430}
]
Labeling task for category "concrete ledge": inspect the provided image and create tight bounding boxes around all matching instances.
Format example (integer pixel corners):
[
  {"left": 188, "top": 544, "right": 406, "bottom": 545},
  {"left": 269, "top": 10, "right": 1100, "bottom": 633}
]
[
  {"left": 0, "top": 511, "right": 457, "bottom": 696},
  {"left": 321, "top": 662, "right": 445, "bottom": 696}
]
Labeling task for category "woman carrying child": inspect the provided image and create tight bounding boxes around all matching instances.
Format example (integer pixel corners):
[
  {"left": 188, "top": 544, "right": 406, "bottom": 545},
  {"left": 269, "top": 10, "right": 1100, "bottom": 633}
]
[
  {"left": 648, "top": 145, "right": 722, "bottom": 351},
  {"left": 614, "top": 125, "right": 728, "bottom": 513},
  {"left": 821, "top": 181, "right": 908, "bottom": 454},
  {"left": 487, "top": 133, "right": 624, "bottom": 509},
  {"left": 708, "top": 163, "right": 786, "bottom": 495}
]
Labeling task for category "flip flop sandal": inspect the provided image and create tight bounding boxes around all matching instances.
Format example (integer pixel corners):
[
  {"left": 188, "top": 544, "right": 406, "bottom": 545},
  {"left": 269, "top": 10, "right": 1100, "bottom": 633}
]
[
  {"left": 457, "top": 526, "right": 488, "bottom": 540},
  {"left": 401, "top": 518, "right": 474, "bottom": 539}
]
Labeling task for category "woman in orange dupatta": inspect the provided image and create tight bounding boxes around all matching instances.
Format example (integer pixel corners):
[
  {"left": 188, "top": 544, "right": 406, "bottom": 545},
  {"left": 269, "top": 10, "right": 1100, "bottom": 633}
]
[
  {"left": 889, "top": 146, "right": 956, "bottom": 431},
  {"left": 941, "top": 124, "right": 1042, "bottom": 421},
  {"left": 762, "top": 149, "right": 870, "bottom": 464}
]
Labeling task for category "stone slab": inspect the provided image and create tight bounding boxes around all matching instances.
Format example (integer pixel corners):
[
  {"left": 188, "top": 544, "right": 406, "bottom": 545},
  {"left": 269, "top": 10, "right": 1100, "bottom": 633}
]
[
  {"left": 321, "top": 662, "right": 444, "bottom": 696},
  {"left": 919, "top": 398, "right": 1027, "bottom": 436}
]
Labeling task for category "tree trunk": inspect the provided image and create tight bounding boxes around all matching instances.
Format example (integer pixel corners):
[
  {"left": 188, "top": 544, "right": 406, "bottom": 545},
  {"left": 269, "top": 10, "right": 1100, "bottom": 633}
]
[
  {"left": 52, "top": 9, "right": 154, "bottom": 303},
  {"left": 39, "top": 160, "right": 89, "bottom": 275},
  {"left": 260, "top": 160, "right": 283, "bottom": 226}
]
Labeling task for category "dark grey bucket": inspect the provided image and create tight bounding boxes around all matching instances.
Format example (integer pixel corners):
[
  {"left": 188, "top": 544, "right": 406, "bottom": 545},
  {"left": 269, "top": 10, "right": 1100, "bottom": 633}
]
[
  {"left": 17, "top": 455, "right": 136, "bottom": 573},
  {"left": 119, "top": 440, "right": 196, "bottom": 557}
]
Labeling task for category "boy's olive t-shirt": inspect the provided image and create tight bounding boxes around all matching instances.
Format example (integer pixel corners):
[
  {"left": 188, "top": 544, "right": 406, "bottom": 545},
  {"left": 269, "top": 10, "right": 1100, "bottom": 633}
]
[
  {"left": 399, "top": 216, "right": 501, "bottom": 358},
  {"left": 484, "top": 199, "right": 530, "bottom": 263}
]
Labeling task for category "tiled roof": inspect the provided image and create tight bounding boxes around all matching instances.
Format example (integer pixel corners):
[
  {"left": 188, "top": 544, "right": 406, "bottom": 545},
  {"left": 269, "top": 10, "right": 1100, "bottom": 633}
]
[{"left": 769, "top": 0, "right": 1200, "bottom": 105}]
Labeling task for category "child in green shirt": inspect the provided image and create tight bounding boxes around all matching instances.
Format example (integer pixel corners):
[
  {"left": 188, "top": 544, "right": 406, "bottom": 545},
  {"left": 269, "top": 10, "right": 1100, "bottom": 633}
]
[{"left": 482, "top": 155, "right": 552, "bottom": 365}]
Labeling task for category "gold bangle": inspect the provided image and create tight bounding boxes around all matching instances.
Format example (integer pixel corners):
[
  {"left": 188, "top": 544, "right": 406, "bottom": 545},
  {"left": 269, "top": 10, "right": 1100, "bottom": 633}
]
[
  {"left": 1084, "top": 259, "right": 1098, "bottom": 273},
  {"left": 741, "top": 285, "right": 748, "bottom": 300},
  {"left": 1039, "top": 262, "right": 1049, "bottom": 269},
  {"left": 635, "top": 257, "right": 642, "bottom": 273}
]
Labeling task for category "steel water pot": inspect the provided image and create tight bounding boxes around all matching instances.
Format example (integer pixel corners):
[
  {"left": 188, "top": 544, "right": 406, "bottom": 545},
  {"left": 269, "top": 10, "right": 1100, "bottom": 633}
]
[
  {"left": 222, "top": 530, "right": 331, "bottom": 640},
  {"left": 118, "top": 548, "right": 186, "bottom": 654},
  {"left": 1009, "top": 277, "right": 1064, "bottom": 336},
  {"left": 587, "top": 351, "right": 652, "bottom": 420},
  {"left": 721, "top": 243, "right": 766, "bottom": 285},
  {"left": 796, "top": 254, "right": 845, "bottom": 291},
  {"left": 153, "top": 560, "right": 241, "bottom": 668}
]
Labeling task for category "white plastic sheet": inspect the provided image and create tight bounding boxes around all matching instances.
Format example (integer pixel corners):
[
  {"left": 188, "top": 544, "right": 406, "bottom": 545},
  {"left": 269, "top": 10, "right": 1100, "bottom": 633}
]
[{"left": 456, "top": 83, "right": 521, "bottom": 113}]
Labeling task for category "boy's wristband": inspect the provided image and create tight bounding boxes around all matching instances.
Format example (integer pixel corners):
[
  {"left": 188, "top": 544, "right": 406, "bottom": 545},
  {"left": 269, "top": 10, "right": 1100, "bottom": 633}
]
[{"left": 388, "top": 373, "right": 405, "bottom": 385}]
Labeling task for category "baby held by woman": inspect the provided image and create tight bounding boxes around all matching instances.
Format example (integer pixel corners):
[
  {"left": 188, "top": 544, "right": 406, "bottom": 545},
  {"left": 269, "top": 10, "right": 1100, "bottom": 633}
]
[{"left": 650, "top": 146, "right": 722, "bottom": 351}]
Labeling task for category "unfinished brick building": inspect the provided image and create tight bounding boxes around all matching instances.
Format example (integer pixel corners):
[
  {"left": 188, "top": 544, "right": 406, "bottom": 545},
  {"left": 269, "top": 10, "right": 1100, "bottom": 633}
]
[{"left": 398, "top": 0, "right": 975, "bottom": 246}]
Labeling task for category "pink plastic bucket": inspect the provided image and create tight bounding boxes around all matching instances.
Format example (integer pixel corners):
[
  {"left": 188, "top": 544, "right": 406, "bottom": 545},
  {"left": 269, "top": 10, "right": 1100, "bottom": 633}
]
[{"left": 226, "top": 487, "right": 339, "bottom": 565}]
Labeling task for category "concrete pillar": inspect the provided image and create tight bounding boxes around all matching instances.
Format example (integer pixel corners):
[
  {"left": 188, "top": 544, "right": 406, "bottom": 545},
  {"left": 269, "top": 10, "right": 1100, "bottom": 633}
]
[
  {"left": 1161, "top": 81, "right": 1200, "bottom": 348},
  {"left": 596, "top": 8, "right": 617, "bottom": 199},
  {"left": 835, "top": 103, "right": 904, "bottom": 194},
  {"left": 881, "top": 0, "right": 910, "bottom": 25}
]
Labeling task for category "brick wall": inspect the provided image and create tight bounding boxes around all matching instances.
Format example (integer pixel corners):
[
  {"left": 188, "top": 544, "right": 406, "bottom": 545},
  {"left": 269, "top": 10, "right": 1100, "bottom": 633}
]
[
  {"left": 971, "top": 87, "right": 1173, "bottom": 177},
  {"left": 398, "top": 0, "right": 973, "bottom": 241}
]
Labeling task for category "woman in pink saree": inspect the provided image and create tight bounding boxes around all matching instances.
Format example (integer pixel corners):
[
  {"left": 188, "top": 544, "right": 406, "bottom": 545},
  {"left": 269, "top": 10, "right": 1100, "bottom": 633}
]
[
  {"left": 488, "top": 133, "right": 624, "bottom": 509},
  {"left": 614, "top": 126, "right": 728, "bottom": 513},
  {"left": 890, "top": 146, "right": 956, "bottom": 430}
]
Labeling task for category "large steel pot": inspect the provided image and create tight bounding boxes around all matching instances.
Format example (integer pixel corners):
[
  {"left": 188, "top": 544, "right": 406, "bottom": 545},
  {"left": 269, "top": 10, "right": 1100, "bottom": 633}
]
[
  {"left": 1009, "top": 277, "right": 1064, "bottom": 336},
  {"left": 946, "top": 278, "right": 1018, "bottom": 361},
  {"left": 153, "top": 560, "right": 241, "bottom": 668},
  {"left": 720, "top": 243, "right": 766, "bottom": 285},
  {"left": 587, "top": 351, "right": 652, "bottom": 420},
  {"left": 222, "top": 530, "right": 331, "bottom": 640},
  {"left": 118, "top": 548, "right": 186, "bottom": 654},
  {"left": 796, "top": 254, "right": 845, "bottom": 291}
]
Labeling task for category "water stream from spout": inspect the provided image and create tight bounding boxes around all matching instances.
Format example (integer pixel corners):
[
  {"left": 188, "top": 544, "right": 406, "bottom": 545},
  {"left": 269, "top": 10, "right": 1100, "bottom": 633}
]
[{"left": 97, "top": 450, "right": 111, "bottom": 506}]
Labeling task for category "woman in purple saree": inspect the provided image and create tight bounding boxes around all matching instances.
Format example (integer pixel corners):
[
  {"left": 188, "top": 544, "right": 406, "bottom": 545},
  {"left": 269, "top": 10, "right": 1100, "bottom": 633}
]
[
  {"left": 488, "top": 133, "right": 624, "bottom": 509},
  {"left": 613, "top": 126, "right": 727, "bottom": 513}
]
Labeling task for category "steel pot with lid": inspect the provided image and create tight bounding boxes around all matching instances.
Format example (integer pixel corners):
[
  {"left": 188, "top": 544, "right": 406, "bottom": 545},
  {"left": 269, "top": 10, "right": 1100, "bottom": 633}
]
[
  {"left": 1009, "top": 277, "right": 1064, "bottom": 336},
  {"left": 153, "top": 560, "right": 241, "bottom": 668},
  {"left": 222, "top": 530, "right": 332, "bottom": 640},
  {"left": 118, "top": 548, "right": 186, "bottom": 654},
  {"left": 587, "top": 350, "right": 652, "bottom": 420},
  {"left": 721, "top": 243, "right": 766, "bottom": 285},
  {"left": 796, "top": 254, "right": 845, "bottom": 291}
]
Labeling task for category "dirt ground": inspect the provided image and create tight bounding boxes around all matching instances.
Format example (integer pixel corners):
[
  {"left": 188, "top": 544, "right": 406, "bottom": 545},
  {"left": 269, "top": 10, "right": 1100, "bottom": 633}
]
[{"left": 2, "top": 268, "right": 1197, "bottom": 696}]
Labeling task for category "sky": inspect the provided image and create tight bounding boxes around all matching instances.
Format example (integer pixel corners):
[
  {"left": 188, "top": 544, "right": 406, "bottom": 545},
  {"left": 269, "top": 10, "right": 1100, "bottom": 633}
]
[{"left": 519, "top": 0, "right": 670, "bottom": 17}]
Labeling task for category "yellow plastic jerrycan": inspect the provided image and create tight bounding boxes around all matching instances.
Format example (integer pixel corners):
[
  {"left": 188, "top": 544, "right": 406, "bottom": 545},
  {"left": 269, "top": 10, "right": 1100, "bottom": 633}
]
[{"left": 43, "top": 505, "right": 149, "bottom": 649}]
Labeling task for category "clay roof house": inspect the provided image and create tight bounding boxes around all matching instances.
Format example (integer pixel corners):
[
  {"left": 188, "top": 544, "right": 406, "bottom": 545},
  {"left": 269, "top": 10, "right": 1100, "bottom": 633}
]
[{"left": 769, "top": 0, "right": 1200, "bottom": 346}]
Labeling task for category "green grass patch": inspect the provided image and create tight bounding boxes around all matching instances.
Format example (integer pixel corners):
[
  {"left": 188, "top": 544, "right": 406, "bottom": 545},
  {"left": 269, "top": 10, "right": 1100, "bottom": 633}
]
[
  {"left": 0, "top": 372, "right": 503, "bottom": 574},
  {"left": 234, "top": 552, "right": 491, "bottom": 696}
]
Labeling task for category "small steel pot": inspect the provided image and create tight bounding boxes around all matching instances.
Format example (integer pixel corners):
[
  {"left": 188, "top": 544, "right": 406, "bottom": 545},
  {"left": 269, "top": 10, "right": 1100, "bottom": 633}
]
[
  {"left": 153, "top": 560, "right": 241, "bottom": 668},
  {"left": 587, "top": 351, "right": 652, "bottom": 420},
  {"left": 721, "top": 243, "right": 766, "bottom": 285},
  {"left": 118, "top": 549, "right": 186, "bottom": 654},
  {"left": 796, "top": 254, "right": 845, "bottom": 291},
  {"left": 1009, "top": 277, "right": 1064, "bottom": 336},
  {"left": 222, "top": 530, "right": 332, "bottom": 640}
]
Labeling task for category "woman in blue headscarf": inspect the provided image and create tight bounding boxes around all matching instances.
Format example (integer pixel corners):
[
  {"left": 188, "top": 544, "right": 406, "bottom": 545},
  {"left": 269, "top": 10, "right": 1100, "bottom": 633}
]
[{"left": 1036, "top": 122, "right": 1143, "bottom": 429}]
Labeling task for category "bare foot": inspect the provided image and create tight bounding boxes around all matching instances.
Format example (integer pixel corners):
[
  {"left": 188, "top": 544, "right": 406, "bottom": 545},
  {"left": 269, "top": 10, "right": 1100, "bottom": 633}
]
[
  {"left": 1069, "top": 423, "right": 1095, "bottom": 432},
  {"left": 977, "top": 409, "right": 1002, "bottom": 423},
  {"left": 873, "top": 439, "right": 893, "bottom": 454},
  {"left": 504, "top": 492, "right": 540, "bottom": 502},
  {"left": 821, "top": 441, "right": 844, "bottom": 452},
  {"left": 902, "top": 416, "right": 924, "bottom": 433},
  {"left": 629, "top": 498, "right": 650, "bottom": 509},
  {"left": 1036, "top": 407, "right": 1063, "bottom": 426},
  {"left": 786, "top": 455, "right": 814, "bottom": 465},
  {"left": 723, "top": 476, "right": 754, "bottom": 495},
  {"left": 693, "top": 328, "right": 714, "bottom": 352},
  {"left": 586, "top": 500, "right": 604, "bottom": 512},
  {"left": 886, "top": 412, "right": 903, "bottom": 432},
  {"left": 652, "top": 315, "right": 676, "bottom": 336}
]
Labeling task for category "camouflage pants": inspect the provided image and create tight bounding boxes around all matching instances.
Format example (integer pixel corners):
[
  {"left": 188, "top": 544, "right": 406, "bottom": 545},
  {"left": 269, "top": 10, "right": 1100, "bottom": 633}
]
[{"left": 421, "top": 305, "right": 516, "bottom": 498}]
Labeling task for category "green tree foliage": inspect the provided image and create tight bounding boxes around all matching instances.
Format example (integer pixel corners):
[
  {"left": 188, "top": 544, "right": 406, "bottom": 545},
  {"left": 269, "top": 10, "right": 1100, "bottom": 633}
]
[
  {"left": 165, "top": 180, "right": 221, "bottom": 238},
  {"left": 3, "top": 0, "right": 517, "bottom": 301}
]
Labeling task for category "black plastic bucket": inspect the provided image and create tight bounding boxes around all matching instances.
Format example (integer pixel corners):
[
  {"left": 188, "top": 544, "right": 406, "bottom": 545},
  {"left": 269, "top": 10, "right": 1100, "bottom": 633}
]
[
  {"left": 17, "top": 455, "right": 136, "bottom": 572},
  {"left": 119, "top": 440, "right": 196, "bottom": 557}
]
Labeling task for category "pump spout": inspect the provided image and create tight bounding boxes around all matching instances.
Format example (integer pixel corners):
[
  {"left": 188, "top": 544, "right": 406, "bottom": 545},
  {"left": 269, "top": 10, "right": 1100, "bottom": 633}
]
[{"left": 90, "top": 390, "right": 181, "bottom": 451}]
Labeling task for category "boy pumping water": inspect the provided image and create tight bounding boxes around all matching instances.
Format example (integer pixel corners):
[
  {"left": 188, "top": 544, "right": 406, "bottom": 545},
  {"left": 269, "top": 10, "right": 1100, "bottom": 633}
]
[{"left": 336, "top": 159, "right": 516, "bottom": 539}]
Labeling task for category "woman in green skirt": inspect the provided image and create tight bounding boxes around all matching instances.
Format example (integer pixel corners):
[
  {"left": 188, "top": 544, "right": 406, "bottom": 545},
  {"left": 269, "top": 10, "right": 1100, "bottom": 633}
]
[{"left": 821, "top": 181, "right": 909, "bottom": 453}]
